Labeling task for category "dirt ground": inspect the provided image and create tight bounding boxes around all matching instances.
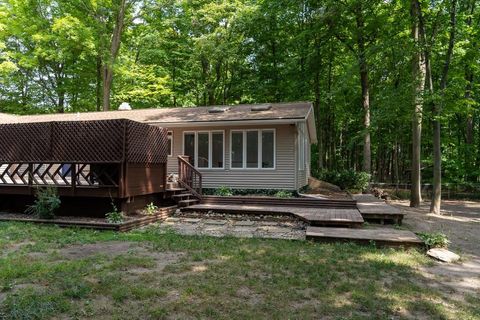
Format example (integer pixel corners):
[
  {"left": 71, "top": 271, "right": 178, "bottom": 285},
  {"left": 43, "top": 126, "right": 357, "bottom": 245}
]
[{"left": 391, "top": 200, "right": 480, "bottom": 298}]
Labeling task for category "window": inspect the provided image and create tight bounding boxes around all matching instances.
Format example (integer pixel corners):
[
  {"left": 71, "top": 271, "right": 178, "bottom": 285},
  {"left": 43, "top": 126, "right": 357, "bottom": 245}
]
[
  {"left": 230, "top": 129, "right": 275, "bottom": 169},
  {"left": 231, "top": 132, "right": 243, "bottom": 168},
  {"left": 197, "top": 132, "right": 209, "bottom": 168},
  {"left": 262, "top": 131, "right": 274, "bottom": 168},
  {"left": 246, "top": 131, "right": 258, "bottom": 168},
  {"left": 211, "top": 132, "right": 224, "bottom": 168},
  {"left": 167, "top": 131, "right": 173, "bottom": 156},
  {"left": 183, "top": 131, "right": 224, "bottom": 169},
  {"left": 184, "top": 132, "right": 195, "bottom": 166}
]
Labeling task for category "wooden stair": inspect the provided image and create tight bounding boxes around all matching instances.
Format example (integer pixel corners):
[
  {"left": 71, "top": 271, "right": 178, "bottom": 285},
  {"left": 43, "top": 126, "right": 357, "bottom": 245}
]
[
  {"left": 166, "top": 186, "right": 200, "bottom": 207},
  {"left": 306, "top": 226, "right": 423, "bottom": 248}
]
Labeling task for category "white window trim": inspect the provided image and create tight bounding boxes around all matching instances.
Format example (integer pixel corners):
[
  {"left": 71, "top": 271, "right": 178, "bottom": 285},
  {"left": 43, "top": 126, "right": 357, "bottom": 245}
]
[
  {"left": 297, "top": 123, "right": 306, "bottom": 171},
  {"left": 182, "top": 130, "right": 225, "bottom": 170},
  {"left": 167, "top": 131, "right": 173, "bottom": 157},
  {"left": 230, "top": 129, "right": 276, "bottom": 170}
]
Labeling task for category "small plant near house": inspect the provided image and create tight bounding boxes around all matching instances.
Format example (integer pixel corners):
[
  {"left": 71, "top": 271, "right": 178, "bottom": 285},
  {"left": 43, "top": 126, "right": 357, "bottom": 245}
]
[
  {"left": 215, "top": 186, "right": 233, "bottom": 196},
  {"left": 25, "top": 187, "right": 61, "bottom": 219},
  {"left": 145, "top": 202, "right": 158, "bottom": 215},
  {"left": 313, "top": 169, "right": 371, "bottom": 192},
  {"left": 274, "top": 190, "right": 292, "bottom": 198},
  {"left": 105, "top": 202, "right": 124, "bottom": 224},
  {"left": 417, "top": 232, "right": 450, "bottom": 249}
]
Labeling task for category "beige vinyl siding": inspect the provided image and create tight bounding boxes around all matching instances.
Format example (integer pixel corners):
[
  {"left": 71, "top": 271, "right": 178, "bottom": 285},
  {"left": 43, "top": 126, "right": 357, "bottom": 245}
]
[{"left": 162, "top": 124, "right": 297, "bottom": 190}]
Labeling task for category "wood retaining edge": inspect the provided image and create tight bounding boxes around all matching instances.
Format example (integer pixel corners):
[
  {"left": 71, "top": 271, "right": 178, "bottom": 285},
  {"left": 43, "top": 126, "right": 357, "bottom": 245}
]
[{"left": 0, "top": 206, "right": 178, "bottom": 232}]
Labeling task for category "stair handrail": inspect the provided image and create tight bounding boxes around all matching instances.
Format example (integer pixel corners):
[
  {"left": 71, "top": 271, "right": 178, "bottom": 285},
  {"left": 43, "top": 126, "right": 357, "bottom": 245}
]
[{"left": 177, "top": 155, "right": 202, "bottom": 199}]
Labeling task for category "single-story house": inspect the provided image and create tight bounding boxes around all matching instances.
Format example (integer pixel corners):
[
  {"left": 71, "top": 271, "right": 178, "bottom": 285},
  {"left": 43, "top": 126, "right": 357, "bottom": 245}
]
[{"left": 0, "top": 102, "right": 316, "bottom": 191}]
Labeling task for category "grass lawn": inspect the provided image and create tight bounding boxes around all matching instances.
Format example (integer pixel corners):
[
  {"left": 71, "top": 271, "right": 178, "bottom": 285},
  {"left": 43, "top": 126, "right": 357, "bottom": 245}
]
[{"left": 0, "top": 222, "right": 478, "bottom": 319}]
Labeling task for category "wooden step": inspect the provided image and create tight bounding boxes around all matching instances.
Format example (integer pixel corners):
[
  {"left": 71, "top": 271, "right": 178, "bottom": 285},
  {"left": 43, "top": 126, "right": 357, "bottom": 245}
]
[
  {"left": 172, "top": 193, "right": 193, "bottom": 199},
  {"left": 306, "top": 226, "right": 423, "bottom": 248},
  {"left": 178, "top": 199, "right": 200, "bottom": 207},
  {"left": 356, "top": 202, "right": 404, "bottom": 225},
  {"left": 166, "top": 187, "right": 187, "bottom": 192}
]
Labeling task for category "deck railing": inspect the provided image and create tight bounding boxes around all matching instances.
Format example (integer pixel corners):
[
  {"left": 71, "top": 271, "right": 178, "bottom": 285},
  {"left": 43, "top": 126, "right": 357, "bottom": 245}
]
[
  {"left": 177, "top": 155, "right": 202, "bottom": 199},
  {"left": 0, "top": 163, "right": 119, "bottom": 188}
]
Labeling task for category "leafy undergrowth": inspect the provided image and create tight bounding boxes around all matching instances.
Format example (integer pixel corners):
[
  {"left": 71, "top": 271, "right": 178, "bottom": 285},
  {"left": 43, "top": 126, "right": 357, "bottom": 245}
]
[{"left": 0, "top": 222, "right": 478, "bottom": 319}]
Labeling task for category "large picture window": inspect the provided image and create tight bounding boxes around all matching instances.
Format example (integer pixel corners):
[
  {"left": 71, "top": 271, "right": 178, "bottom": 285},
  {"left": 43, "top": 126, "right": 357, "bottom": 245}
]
[
  {"left": 183, "top": 131, "right": 224, "bottom": 169},
  {"left": 230, "top": 129, "right": 275, "bottom": 169}
]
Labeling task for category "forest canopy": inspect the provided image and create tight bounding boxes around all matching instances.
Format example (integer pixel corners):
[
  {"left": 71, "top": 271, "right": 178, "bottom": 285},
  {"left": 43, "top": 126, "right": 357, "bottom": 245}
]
[{"left": 0, "top": 0, "right": 479, "bottom": 193}]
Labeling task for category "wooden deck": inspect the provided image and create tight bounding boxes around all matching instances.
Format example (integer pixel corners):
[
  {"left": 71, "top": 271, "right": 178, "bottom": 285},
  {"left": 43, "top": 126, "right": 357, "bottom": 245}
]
[
  {"left": 306, "top": 226, "right": 423, "bottom": 248},
  {"left": 353, "top": 194, "right": 404, "bottom": 225},
  {"left": 182, "top": 203, "right": 364, "bottom": 228}
]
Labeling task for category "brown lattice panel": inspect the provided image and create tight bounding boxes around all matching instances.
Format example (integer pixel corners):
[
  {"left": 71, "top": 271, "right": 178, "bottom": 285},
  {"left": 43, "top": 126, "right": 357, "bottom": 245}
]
[{"left": 0, "top": 119, "right": 168, "bottom": 164}]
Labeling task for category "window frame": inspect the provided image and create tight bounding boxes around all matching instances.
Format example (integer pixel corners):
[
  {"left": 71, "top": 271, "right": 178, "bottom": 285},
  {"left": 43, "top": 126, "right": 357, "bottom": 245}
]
[
  {"left": 182, "top": 130, "right": 225, "bottom": 170},
  {"left": 297, "top": 122, "right": 307, "bottom": 171},
  {"left": 229, "top": 128, "right": 276, "bottom": 170}
]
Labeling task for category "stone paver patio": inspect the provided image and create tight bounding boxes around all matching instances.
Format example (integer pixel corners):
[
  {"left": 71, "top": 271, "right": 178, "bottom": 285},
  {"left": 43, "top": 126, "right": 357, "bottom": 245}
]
[{"left": 155, "top": 216, "right": 307, "bottom": 240}]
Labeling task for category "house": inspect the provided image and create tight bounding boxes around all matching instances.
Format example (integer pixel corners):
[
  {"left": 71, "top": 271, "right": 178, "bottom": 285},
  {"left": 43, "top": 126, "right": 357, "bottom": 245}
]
[{"left": 0, "top": 102, "right": 316, "bottom": 191}]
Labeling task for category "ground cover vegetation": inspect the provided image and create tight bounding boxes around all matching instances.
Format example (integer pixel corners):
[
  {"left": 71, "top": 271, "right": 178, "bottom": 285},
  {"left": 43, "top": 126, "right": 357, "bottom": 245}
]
[{"left": 0, "top": 222, "right": 479, "bottom": 319}]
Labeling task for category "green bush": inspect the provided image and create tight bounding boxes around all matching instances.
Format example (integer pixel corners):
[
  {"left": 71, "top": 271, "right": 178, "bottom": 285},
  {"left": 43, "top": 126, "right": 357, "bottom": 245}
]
[
  {"left": 214, "top": 186, "right": 233, "bottom": 196},
  {"left": 25, "top": 187, "right": 61, "bottom": 219},
  {"left": 145, "top": 202, "right": 158, "bottom": 215},
  {"left": 314, "top": 169, "right": 371, "bottom": 191},
  {"left": 105, "top": 202, "right": 124, "bottom": 223},
  {"left": 274, "top": 190, "right": 293, "bottom": 198},
  {"left": 417, "top": 232, "right": 450, "bottom": 249}
]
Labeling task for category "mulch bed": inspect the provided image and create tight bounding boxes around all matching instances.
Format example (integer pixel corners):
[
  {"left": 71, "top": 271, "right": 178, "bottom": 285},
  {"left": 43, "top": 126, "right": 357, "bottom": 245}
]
[
  {"left": 174, "top": 210, "right": 301, "bottom": 223},
  {"left": 0, "top": 205, "right": 177, "bottom": 232}
]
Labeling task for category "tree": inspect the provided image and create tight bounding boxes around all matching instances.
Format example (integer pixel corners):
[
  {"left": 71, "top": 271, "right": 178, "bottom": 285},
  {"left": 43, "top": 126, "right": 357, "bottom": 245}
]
[
  {"left": 410, "top": 0, "right": 426, "bottom": 207},
  {"left": 430, "top": 0, "right": 457, "bottom": 214}
]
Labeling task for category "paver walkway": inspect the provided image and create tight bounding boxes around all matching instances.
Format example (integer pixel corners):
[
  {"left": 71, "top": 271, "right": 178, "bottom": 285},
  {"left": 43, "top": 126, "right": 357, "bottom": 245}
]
[{"left": 157, "top": 216, "right": 306, "bottom": 240}]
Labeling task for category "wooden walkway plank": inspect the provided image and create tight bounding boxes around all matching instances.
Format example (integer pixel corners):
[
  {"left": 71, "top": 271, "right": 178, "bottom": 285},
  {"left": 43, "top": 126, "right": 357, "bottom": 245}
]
[
  {"left": 306, "top": 226, "right": 424, "bottom": 248},
  {"left": 183, "top": 203, "right": 364, "bottom": 227}
]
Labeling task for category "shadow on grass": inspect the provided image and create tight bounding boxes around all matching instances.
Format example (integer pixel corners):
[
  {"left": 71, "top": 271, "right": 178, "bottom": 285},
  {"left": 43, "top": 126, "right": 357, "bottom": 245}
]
[{"left": 0, "top": 222, "right": 478, "bottom": 319}]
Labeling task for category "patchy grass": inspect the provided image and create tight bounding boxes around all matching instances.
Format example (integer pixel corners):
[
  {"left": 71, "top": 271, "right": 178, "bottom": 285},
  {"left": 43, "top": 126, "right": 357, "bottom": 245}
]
[{"left": 0, "top": 222, "right": 478, "bottom": 319}]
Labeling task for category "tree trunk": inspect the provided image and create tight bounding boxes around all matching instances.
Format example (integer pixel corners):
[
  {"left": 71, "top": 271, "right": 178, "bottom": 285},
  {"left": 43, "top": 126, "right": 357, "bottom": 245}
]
[
  {"left": 464, "top": 0, "right": 476, "bottom": 180},
  {"left": 410, "top": 0, "right": 426, "bottom": 207},
  {"left": 102, "top": 0, "right": 127, "bottom": 111},
  {"left": 355, "top": 5, "right": 371, "bottom": 174},
  {"left": 430, "top": 0, "right": 457, "bottom": 214},
  {"left": 96, "top": 56, "right": 102, "bottom": 111}
]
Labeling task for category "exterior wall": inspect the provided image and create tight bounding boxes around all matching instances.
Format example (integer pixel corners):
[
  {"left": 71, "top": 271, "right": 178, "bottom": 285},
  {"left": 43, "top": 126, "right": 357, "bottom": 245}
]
[{"left": 162, "top": 124, "right": 298, "bottom": 190}]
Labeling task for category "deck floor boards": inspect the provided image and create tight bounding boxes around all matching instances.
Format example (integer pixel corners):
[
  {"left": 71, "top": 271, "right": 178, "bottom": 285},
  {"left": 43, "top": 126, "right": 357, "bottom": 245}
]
[
  {"left": 183, "top": 203, "right": 364, "bottom": 227},
  {"left": 306, "top": 226, "right": 423, "bottom": 247}
]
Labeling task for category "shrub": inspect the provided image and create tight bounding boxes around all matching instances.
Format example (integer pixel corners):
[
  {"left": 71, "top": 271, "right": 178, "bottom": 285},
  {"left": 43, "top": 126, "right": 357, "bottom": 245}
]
[
  {"left": 105, "top": 202, "right": 124, "bottom": 223},
  {"left": 25, "top": 187, "right": 61, "bottom": 219},
  {"left": 417, "top": 232, "right": 450, "bottom": 249},
  {"left": 145, "top": 202, "right": 158, "bottom": 215},
  {"left": 215, "top": 186, "right": 233, "bottom": 196},
  {"left": 274, "top": 190, "right": 292, "bottom": 198},
  {"left": 314, "top": 169, "right": 371, "bottom": 191}
]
